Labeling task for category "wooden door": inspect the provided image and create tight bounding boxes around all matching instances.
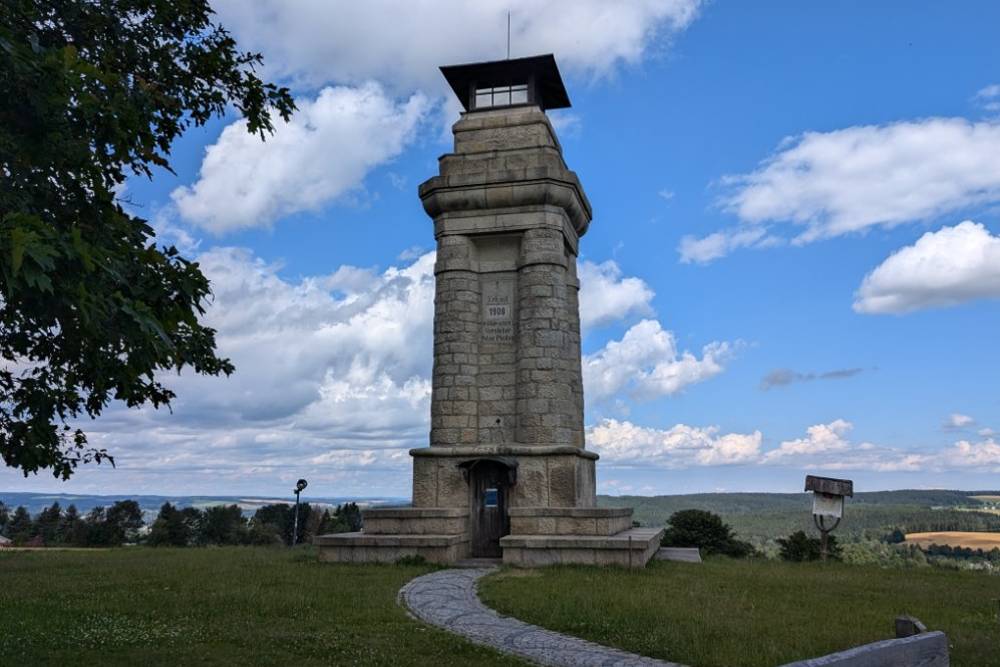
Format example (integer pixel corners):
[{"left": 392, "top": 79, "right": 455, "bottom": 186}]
[{"left": 470, "top": 461, "right": 509, "bottom": 558}]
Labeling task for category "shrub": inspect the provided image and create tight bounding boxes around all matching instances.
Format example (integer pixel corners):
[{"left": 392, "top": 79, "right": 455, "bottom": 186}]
[
  {"left": 661, "top": 509, "right": 755, "bottom": 557},
  {"left": 777, "top": 530, "right": 841, "bottom": 561}
]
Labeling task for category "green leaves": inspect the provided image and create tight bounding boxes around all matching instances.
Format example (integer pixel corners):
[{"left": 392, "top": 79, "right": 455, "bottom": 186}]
[{"left": 0, "top": 0, "right": 292, "bottom": 478}]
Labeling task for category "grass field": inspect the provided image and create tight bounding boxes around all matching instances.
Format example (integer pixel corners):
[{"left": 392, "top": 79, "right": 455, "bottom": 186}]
[
  {"left": 972, "top": 496, "right": 1000, "bottom": 503},
  {"left": 0, "top": 547, "right": 523, "bottom": 667},
  {"left": 479, "top": 559, "right": 1000, "bottom": 667},
  {"left": 906, "top": 531, "right": 1000, "bottom": 550}
]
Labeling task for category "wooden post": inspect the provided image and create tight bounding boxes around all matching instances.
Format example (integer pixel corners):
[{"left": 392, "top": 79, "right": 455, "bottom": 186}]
[{"left": 813, "top": 514, "right": 840, "bottom": 561}]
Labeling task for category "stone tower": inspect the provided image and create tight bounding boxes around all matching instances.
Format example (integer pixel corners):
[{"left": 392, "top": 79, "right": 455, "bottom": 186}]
[{"left": 317, "top": 55, "right": 663, "bottom": 567}]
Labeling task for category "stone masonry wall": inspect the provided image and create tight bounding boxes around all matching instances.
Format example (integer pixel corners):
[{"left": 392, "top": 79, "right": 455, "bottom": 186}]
[{"left": 430, "top": 234, "right": 480, "bottom": 446}]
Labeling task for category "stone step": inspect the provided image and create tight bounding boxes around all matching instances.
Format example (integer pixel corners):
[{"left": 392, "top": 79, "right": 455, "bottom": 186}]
[
  {"left": 500, "top": 526, "right": 665, "bottom": 568},
  {"left": 655, "top": 547, "right": 702, "bottom": 563}
]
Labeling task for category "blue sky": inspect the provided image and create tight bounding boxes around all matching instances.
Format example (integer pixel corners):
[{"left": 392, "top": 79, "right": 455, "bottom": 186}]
[{"left": 6, "top": 1, "right": 1000, "bottom": 497}]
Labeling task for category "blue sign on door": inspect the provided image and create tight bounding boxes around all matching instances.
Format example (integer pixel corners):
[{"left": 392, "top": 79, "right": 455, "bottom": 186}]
[{"left": 484, "top": 488, "right": 499, "bottom": 507}]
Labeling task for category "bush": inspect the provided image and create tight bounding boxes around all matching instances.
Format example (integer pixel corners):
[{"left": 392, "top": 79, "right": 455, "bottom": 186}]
[
  {"left": 661, "top": 509, "right": 755, "bottom": 557},
  {"left": 777, "top": 530, "right": 841, "bottom": 561}
]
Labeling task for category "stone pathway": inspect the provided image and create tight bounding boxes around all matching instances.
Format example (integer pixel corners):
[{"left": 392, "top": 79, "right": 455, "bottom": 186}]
[{"left": 399, "top": 568, "right": 686, "bottom": 667}]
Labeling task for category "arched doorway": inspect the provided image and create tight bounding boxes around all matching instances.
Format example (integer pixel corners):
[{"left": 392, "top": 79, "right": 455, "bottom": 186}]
[{"left": 459, "top": 458, "right": 516, "bottom": 558}]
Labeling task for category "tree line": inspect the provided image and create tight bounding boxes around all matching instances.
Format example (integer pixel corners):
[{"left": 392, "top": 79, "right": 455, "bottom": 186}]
[{"left": 0, "top": 500, "right": 361, "bottom": 547}]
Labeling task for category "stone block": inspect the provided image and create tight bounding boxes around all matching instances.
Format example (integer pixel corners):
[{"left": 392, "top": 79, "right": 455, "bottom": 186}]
[{"left": 501, "top": 527, "right": 664, "bottom": 569}]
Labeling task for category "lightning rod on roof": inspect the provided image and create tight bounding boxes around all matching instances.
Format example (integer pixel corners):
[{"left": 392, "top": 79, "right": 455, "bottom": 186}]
[{"left": 507, "top": 11, "right": 511, "bottom": 59}]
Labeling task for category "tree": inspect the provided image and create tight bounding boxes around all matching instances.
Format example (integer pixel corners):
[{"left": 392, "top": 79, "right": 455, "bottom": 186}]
[
  {"left": 0, "top": 1, "right": 295, "bottom": 479},
  {"left": 337, "top": 502, "right": 363, "bottom": 532},
  {"left": 60, "top": 503, "right": 87, "bottom": 545},
  {"left": 661, "top": 509, "right": 754, "bottom": 558},
  {"left": 252, "top": 503, "right": 313, "bottom": 546},
  {"left": 884, "top": 528, "right": 906, "bottom": 544},
  {"left": 0, "top": 501, "right": 9, "bottom": 534},
  {"left": 198, "top": 504, "right": 246, "bottom": 545},
  {"left": 148, "top": 502, "right": 200, "bottom": 547},
  {"left": 8, "top": 505, "right": 34, "bottom": 543},
  {"left": 318, "top": 509, "right": 351, "bottom": 535},
  {"left": 105, "top": 499, "right": 143, "bottom": 544},
  {"left": 35, "top": 501, "right": 62, "bottom": 544},
  {"left": 777, "top": 530, "right": 841, "bottom": 562},
  {"left": 82, "top": 505, "right": 111, "bottom": 546}
]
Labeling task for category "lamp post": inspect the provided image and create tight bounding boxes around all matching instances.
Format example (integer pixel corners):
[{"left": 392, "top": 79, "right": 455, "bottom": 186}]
[
  {"left": 292, "top": 478, "right": 308, "bottom": 546},
  {"left": 805, "top": 475, "right": 853, "bottom": 561}
]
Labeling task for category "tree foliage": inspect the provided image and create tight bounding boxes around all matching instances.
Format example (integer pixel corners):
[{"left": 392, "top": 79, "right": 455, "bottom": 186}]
[
  {"left": 661, "top": 509, "right": 754, "bottom": 557},
  {"left": 0, "top": 0, "right": 295, "bottom": 478},
  {"left": 776, "top": 530, "right": 841, "bottom": 562}
]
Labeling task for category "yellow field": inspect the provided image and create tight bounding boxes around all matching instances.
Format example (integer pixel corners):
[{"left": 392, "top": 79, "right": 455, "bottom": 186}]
[
  {"left": 971, "top": 495, "right": 1000, "bottom": 502},
  {"left": 906, "top": 531, "right": 1000, "bottom": 550}
]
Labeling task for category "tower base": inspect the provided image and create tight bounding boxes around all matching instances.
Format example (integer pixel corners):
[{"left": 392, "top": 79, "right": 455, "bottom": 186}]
[{"left": 314, "top": 506, "right": 663, "bottom": 568}]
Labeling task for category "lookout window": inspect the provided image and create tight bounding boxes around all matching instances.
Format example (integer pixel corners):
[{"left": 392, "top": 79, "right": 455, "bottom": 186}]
[{"left": 474, "top": 84, "right": 529, "bottom": 109}]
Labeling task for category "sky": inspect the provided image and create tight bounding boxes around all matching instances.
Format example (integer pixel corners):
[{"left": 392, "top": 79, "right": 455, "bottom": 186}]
[{"left": 5, "top": 0, "right": 1000, "bottom": 498}]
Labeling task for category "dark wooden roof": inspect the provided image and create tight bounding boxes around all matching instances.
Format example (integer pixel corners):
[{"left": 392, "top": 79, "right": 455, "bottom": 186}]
[
  {"left": 440, "top": 54, "right": 571, "bottom": 111},
  {"left": 805, "top": 475, "right": 854, "bottom": 497}
]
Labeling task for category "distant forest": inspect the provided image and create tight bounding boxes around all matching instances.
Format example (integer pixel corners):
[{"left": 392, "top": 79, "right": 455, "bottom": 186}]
[
  {"left": 0, "top": 499, "right": 362, "bottom": 548},
  {"left": 598, "top": 489, "right": 1000, "bottom": 542}
]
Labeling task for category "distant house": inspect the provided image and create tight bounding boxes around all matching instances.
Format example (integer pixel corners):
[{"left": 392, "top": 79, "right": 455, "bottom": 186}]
[{"left": 0, "top": 535, "right": 11, "bottom": 548}]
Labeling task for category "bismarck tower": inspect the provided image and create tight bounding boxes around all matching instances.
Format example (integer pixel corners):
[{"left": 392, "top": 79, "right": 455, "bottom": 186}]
[{"left": 317, "top": 55, "right": 663, "bottom": 567}]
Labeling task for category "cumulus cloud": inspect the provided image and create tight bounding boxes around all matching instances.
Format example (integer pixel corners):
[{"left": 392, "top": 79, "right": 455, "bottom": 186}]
[
  {"left": 939, "top": 437, "right": 1000, "bottom": 472},
  {"left": 764, "top": 419, "right": 855, "bottom": 461},
  {"left": 583, "top": 319, "right": 736, "bottom": 402},
  {"left": 685, "top": 118, "right": 1000, "bottom": 261},
  {"left": 28, "top": 248, "right": 439, "bottom": 496},
  {"left": 172, "top": 84, "right": 428, "bottom": 233},
  {"left": 583, "top": 416, "right": 1000, "bottom": 474},
  {"left": 760, "top": 367, "right": 864, "bottom": 390},
  {"left": 588, "top": 419, "right": 762, "bottom": 467},
  {"left": 578, "top": 260, "right": 655, "bottom": 330},
  {"left": 213, "top": 0, "right": 702, "bottom": 92},
  {"left": 853, "top": 221, "right": 1000, "bottom": 314},
  {"left": 761, "top": 419, "right": 929, "bottom": 472}
]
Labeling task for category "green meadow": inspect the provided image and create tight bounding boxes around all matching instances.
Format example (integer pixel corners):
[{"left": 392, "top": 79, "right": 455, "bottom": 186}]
[{"left": 480, "top": 558, "right": 1000, "bottom": 667}]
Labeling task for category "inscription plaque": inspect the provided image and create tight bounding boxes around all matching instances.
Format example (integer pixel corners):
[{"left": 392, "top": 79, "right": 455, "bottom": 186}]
[{"left": 482, "top": 278, "right": 515, "bottom": 344}]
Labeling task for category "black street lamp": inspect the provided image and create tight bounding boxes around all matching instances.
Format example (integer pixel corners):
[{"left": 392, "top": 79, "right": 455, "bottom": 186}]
[{"left": 292, "top": 478, "right": 308, "bottom": 546}]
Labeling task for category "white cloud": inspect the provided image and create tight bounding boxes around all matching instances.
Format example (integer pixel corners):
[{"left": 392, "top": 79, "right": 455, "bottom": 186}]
[
  {"left": 974, "top": 84, "right": 1000, "bottom": 112},
  {"left": 585, "top": 416, "right": 1000, "bottom": 474},
  {"left": 853, "top": 221, "right": 1000, "bottom": 314},
  {"left": 578, "top": 260, "right": 654, "bottom": 330},
  {"left": 939, "top": 437, "right": 1000, "bottom": 471},
  {"left": 213, "top": 0, "right": 702, "bottom": 93},
  {"left": 687, "top": 118, "right": 1000, "bottom": 261},
  {"left": 944, "top": 413, "right": 976, "bottom": 430},
  {"left": 762, "top": 419, "right": 929, "bottom": 472},
  {"left": 172, "top": 84, "right": 428, "bottom": 233},
  {"left": 29, "top": 247, "right": 439, "bottom": 496},
  {"left": 764, "top": 419, "right": 854, "bottom": 461},
  {"left": 588, "top": 419, "right": 762, "bottom": 467},
  {"left": 678, "top": 226, "right": 777, "bottom": 264},
  {"left": 583, "top": 319, "right": 735, "bottom": 401}
]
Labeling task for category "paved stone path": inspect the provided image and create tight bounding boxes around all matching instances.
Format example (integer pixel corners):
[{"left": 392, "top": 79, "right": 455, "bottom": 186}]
[{"left": 399, "top": 568, "right": 686, "bottom": 667}]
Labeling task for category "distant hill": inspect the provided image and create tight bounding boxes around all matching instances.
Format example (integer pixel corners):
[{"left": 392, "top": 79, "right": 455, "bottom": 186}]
[
  {"left": 0, "top": 492, "right": 408, "bottom": 522},
  {"left": 597, "top": 489, "right": 1000, "bottom": 542}
]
